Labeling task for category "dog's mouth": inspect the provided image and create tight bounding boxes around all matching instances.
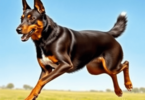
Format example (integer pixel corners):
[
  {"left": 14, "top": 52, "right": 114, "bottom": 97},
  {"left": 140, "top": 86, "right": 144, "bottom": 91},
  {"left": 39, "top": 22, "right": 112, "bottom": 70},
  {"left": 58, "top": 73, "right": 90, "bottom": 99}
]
[{"left": 21, "top": 29, "right": 35, "bottom": 42}]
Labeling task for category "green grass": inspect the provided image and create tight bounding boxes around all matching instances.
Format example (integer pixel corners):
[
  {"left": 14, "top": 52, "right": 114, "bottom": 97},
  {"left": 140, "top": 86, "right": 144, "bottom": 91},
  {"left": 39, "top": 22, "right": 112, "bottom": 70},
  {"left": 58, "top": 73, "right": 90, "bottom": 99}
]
[{"left": 0, "top": 89, "right": 145, "bottom": 100}]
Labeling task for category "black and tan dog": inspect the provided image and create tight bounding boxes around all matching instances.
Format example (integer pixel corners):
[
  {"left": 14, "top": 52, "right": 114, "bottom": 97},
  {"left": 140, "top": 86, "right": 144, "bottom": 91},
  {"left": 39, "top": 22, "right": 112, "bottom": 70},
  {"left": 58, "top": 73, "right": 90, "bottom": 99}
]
[{"left": 16, "top": 0, "right": 133, "bottom": 99}]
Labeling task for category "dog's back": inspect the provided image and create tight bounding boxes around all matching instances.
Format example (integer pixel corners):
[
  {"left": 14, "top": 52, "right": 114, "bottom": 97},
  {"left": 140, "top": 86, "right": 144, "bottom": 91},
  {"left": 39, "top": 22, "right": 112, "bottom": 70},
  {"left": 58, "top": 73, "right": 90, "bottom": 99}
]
[{"left": 67, "top": 12, "right": 127, "bottom": 72}]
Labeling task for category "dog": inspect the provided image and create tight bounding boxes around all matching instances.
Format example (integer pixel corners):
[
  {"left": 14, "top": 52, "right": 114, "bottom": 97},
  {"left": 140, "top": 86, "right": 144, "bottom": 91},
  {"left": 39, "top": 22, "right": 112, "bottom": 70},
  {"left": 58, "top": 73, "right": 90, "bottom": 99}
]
[{"left": 16, "top": 0, "right": 133, "bottom": 100}]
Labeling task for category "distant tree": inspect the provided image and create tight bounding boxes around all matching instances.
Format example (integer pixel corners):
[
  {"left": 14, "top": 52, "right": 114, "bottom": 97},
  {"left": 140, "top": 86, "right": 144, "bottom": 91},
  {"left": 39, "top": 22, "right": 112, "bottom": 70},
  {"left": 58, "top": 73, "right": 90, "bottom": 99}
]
[
  {"left": 106, "top": 89, "right": 112, "bottom": 92},
  {"left": 132, "top": 88, "right": 140, "bottom": 93},
  {"left": 6, "top": 83, "right": 14, "bottom": 89},
  {"left": 140, "top": 87, "right": 145, "bottom": 93},
  {"left": 99, "top": 90, "right": 104, "bottom": 92},
  {"left": 123, "top": 90, "right": 129, "bottom": 93},
  {"left": 90, "top": 90, "right": 98, "bottom": 92},
  {"left": 23, "top": 84, "right": 33, "bottom": 90},
  {"left": 68, "top": 89, "right": 71, "bottom": 92}
]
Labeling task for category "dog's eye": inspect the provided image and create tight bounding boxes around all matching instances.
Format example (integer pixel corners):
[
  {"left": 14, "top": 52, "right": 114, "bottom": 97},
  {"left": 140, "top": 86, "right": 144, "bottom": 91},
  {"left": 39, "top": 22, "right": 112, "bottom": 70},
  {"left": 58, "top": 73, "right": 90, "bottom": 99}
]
[{"left": 30, "top": 16, "right": 36, "bottom": 21}]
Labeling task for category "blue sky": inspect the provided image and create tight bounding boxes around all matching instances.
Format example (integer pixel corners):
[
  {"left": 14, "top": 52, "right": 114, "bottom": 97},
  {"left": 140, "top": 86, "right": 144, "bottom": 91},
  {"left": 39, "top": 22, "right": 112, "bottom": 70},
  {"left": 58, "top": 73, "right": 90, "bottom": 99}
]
[{"left": 0, "top": 0, "right": 145, "bottom": 91}]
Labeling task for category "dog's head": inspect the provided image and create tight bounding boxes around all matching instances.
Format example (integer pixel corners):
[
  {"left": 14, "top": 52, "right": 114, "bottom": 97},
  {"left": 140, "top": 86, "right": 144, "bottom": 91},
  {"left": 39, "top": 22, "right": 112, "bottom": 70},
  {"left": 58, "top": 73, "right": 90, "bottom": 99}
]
[{"left": 16, "top": 0, "right": 47, "bottom": 42}]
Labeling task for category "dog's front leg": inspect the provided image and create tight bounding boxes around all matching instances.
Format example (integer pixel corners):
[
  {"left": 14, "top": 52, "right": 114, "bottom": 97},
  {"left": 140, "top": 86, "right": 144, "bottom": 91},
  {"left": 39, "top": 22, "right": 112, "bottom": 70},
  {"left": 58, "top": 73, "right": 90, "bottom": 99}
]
[
  {"left": 25, "top": 59, "right": 52, "bottom": 100},
  {"left": 25, "top": 62, "right": 72, "bottom": 100}
]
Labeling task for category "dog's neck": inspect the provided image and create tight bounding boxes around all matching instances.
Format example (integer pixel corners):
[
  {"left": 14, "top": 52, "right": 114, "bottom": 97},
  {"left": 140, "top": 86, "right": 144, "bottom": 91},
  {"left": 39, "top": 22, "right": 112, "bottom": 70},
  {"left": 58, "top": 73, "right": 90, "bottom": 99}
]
[
  {"left": 43, "top": 16, "right": 57, "bottom": 33},
  {"left": 33, "top": 15, "right": 59, "bottom": 47}
]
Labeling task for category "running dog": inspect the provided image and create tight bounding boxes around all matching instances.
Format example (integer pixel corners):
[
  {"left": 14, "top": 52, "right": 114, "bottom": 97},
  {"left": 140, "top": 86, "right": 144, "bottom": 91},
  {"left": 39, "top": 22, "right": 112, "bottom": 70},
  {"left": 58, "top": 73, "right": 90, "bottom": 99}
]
[{"left": 16, "top": 0, "right": 133, "bottom": 99}]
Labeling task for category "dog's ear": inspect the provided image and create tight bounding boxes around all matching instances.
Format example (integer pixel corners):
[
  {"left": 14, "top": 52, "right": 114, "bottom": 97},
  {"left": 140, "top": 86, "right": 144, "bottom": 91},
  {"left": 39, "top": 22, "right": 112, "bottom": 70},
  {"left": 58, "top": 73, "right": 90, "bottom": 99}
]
[
  {"left": 34, "top": 0, "right": 45, "bottom": 14},
  {"left": 22, "top": 0, "right": 31, "bottom": 12}
]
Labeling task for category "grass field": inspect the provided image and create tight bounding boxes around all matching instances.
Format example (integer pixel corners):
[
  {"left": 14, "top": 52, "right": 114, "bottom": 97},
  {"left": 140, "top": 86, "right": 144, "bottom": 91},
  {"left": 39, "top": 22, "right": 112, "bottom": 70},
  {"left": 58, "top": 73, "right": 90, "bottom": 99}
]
[{"left": 0, "top": 89, "right": 145, "bottom": 100}]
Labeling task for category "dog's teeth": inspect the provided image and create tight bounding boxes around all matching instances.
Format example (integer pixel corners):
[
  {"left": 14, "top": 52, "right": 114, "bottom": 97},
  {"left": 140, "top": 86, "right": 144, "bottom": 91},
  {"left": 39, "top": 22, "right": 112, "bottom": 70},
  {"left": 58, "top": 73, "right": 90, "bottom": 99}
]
[{"left": 120, "top": 12, "right": 127, "bottom": 16}]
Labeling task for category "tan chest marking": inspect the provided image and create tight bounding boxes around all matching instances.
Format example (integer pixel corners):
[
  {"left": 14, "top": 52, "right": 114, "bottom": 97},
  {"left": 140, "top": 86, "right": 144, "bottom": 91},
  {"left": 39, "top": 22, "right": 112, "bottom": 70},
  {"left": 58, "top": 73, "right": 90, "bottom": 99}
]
[{"left": 40, "top": 54, "right": 58, "bottom": 68}]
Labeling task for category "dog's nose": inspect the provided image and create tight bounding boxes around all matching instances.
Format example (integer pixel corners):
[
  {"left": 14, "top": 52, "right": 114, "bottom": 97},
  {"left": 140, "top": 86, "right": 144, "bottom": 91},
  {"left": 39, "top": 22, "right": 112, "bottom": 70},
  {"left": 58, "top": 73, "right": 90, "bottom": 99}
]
[{"left": 16, "top": 27, "right": 22, "bottom": 34}]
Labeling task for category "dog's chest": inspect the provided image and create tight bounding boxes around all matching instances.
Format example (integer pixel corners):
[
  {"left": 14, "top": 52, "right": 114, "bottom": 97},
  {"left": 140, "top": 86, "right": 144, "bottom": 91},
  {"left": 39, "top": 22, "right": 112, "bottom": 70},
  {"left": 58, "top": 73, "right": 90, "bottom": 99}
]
[{"left": 40, "top": 49, "right": 58, "bottom": 68}]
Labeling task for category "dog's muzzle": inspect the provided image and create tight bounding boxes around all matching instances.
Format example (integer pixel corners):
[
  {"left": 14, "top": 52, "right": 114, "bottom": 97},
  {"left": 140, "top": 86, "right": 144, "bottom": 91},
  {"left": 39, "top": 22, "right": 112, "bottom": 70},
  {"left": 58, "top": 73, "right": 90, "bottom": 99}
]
[
  {"left": 21, "top": 29, "right": 35, "bottom": 41},
  {"left": 16, "top": 26, "right": 35, "bottom": 42}
]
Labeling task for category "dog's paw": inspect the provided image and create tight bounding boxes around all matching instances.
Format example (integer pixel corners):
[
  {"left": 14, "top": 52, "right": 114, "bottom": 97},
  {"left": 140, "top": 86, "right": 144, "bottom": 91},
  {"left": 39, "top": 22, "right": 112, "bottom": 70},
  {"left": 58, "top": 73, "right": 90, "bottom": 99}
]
[
  {"left": 25, "top": 95, "right": 37, "bottom": 100},
  {"left": 115, "top": 88, "right": 123, "bottom": 97},
  {"left": 125, "top": 81, "right": 133, "bottom": 91}
]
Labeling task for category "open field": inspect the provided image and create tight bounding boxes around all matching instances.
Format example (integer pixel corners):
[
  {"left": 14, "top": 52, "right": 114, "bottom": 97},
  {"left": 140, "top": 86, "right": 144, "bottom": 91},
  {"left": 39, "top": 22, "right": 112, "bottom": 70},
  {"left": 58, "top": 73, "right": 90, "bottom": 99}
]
[{"left": 0, "top": 89, "right": 145, "bottom": 100}]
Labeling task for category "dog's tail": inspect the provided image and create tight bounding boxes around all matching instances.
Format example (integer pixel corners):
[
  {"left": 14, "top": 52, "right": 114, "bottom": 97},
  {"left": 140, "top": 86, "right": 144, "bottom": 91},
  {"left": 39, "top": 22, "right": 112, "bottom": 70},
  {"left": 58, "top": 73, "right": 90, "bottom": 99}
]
[{"left": 108, "top": 12, "right": 127, "bottom": 38}]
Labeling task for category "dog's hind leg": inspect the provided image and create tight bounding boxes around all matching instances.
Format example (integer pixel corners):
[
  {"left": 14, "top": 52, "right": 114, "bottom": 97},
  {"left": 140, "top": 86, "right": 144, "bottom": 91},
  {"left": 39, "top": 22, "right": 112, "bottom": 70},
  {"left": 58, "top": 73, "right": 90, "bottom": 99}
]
[
  {"left": 86, "top": 58, "right": 106, "bottom": 75},
  {"left": 122, "top": 61, "right": 133, "bottom": 91},
  {"left": 109, "top": 61, "right": 133, "bottom": 94},
  {"left": 99, "top": 57, "right": 123, "bottom": 97},
  {"left": 87, "top": 57, "right": 123, "bottom": 97},
  {"left": 99, "top": 54, "right": 133, "bottom": 95},
  {"left": 110, "top": 74, "right": 123, "bottom": 97},
  {"left": 103, "top": 60, "right": 133, "bottom": 92}
]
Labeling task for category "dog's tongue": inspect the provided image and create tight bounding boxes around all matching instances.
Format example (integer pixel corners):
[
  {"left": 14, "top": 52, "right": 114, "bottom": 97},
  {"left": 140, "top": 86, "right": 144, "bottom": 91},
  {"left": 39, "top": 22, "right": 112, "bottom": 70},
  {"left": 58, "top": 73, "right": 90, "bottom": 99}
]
[
  {"left": 21, "top": 30, "right": 35, "bottom": 41},
  {"left": 21, "top": 34, "right": 29, "bottom": 41}
]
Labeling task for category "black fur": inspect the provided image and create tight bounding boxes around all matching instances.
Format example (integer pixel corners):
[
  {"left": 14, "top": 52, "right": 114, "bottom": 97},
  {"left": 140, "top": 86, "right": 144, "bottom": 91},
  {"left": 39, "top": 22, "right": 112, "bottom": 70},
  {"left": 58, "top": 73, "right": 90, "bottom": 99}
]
[{"left": 16, "top": 0, "right": 132, "bottom": 99}]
